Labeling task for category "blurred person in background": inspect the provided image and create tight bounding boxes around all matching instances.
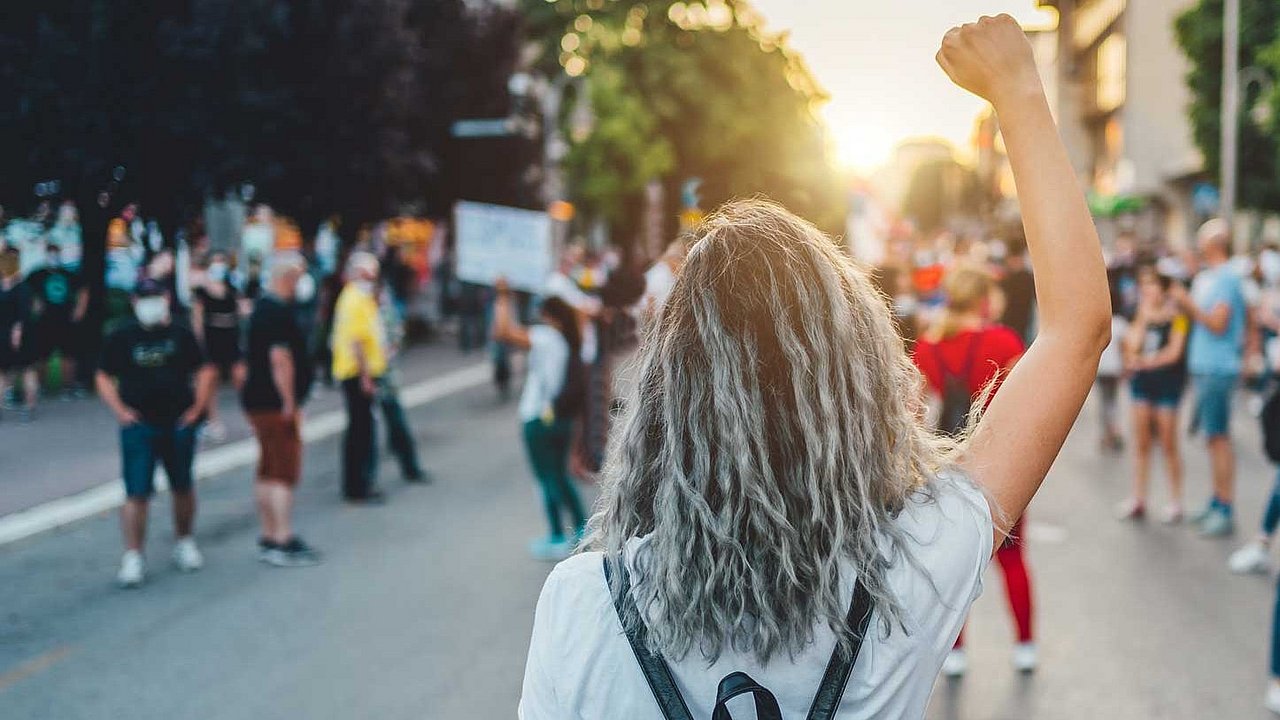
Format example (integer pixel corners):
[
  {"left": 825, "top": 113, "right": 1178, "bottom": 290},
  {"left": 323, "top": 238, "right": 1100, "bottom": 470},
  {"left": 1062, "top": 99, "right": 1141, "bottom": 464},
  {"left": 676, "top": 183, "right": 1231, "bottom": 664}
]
[
  {"left": 376, "top": 271, "right": 427, "bottom": 483},
  {"left": 492, "top": 279, "right": 586, "bottom": 562},
  {"left": 332, "top": 252, "right": 387, "bottom": 504},
  {"left": 1172, "top": 218, "right": 1248, "bottom": 537},
  {"left": 912, "top": 265, "right": 1035, "bottom": 676},
  {"left": 48, "top": 201, "right": 83, "bottom": 271},
  {"left": 0, "top": 248, "right": 34, "bottom": 423},
  {"left": 1117, "top": 264, "right": 1188, "bottom": 523},
  {"left": 634, "top": 239, "right": 686, "bottom": 321},
  {"left": 1095, "top": 276, "right": 1130, "bottom": 454},
  {"left": 26, "top": 243, "right": 89, "bottom": 402},
  {"left": 96, "top": 279, "right": 216, "bottom": 588},
  {"left": 999, "top": 236, "right": 1036, "bottom": 345},
  {"left": 240, "top": 254, "right": 320, "bottom": 567},
  {"left": 191, "top": 251, "right": 244, "bottom": 442}
]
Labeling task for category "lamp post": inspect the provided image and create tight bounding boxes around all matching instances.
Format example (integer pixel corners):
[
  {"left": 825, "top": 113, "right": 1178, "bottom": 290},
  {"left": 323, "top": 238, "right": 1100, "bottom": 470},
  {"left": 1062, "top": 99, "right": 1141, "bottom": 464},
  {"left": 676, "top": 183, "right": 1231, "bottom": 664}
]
[{"left": 1220, "top": 0, "right": 1240, "bottom": 231}]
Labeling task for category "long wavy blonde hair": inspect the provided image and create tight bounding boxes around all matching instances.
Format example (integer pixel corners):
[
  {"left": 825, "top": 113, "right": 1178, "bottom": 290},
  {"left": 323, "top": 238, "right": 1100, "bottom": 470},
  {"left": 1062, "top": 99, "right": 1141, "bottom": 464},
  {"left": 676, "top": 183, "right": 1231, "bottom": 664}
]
[{"left": 587, "top": 199, "right": 959, "bottom": 665}]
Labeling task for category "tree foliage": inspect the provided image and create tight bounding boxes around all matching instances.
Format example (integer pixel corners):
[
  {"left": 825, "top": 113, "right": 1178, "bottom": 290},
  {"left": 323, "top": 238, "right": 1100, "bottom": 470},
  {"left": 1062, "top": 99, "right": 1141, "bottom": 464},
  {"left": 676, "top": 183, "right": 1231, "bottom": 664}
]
[
  {"left": 1175, "top": 0, "right": 1280, "bottom": 210},
  {"left": 0, "top": 0, "right": 525, "bottom": 237},
  {"left": 520, "top": 0, "right": 846, "bottom": 238}
]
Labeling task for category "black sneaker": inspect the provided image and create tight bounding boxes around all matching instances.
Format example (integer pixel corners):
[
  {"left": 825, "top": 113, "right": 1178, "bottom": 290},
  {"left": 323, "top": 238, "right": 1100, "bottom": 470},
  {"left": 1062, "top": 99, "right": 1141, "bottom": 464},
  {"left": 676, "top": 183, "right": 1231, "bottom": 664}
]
[
  {"left": 262, "top": 537, "right": 322, "bottom": 567},
  {"left": 403, "top": 469, "right": 432, "bottom": 484},
  {"left": 257, "top": 537, "right": 279, "bottom": 563},
  {"left": 344, "top": 489, "right": 387, "bottom": 506}
]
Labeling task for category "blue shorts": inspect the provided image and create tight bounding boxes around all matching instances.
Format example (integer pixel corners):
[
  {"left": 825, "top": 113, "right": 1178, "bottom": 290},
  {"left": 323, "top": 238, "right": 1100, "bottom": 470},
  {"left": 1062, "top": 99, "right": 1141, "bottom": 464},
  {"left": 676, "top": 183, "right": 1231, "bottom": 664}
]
[
  {"left": 1129, "top": 376, "right": 1184, "bottom": 410},
  {"left": 1191, "top": 374, "right": 1238, "bottom": 438},
  {"left": 120, "top": 422, "right": 198, "bottom": 499}
]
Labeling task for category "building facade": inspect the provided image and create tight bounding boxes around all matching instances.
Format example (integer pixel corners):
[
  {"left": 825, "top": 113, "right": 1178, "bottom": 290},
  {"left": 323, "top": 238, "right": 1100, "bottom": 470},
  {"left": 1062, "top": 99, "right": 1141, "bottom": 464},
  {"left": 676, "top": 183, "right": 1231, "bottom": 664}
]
[{"left": 1036, "top": 0, "right": 1203, "bottom": 248}]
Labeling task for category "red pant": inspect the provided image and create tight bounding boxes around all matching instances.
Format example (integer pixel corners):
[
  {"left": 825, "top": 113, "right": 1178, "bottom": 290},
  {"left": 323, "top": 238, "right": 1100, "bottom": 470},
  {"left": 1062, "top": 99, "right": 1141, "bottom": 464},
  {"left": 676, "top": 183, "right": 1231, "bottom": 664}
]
[{"left": 955, "top": 519, "right": 1034, "bottom": 646}]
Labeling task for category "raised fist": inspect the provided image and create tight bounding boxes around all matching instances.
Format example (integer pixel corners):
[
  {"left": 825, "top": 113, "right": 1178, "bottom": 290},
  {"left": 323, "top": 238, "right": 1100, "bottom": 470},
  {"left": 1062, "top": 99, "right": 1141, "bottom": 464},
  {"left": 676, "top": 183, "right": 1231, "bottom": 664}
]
[{"left": 937, "top": 14, "right": 1042, "bottom": 108}]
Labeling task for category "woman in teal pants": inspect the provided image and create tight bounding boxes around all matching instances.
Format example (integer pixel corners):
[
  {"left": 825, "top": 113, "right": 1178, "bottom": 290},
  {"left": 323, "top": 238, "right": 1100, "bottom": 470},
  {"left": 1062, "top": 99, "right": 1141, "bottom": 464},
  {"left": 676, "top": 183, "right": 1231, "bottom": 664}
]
[{"left": 493, "top": 278, "right": 586, "bottom": 561}]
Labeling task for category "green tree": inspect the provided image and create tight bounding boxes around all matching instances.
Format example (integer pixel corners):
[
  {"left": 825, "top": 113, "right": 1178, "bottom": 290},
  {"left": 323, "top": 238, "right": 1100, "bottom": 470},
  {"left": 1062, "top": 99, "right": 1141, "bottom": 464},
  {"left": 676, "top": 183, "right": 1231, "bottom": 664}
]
[
  {"left": 521, "top": 0, "right": 846, "bottom": 239},
  {"left": 1175, "top": 0, "right": 1280, "bottom": 211}
]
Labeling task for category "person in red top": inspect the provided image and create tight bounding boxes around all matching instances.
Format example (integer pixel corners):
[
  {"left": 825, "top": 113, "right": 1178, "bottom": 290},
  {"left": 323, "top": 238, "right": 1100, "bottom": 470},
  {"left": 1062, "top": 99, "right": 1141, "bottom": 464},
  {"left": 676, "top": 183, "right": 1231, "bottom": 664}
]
[{"left": 913, "top": 264, "right": 1033, "bottom": 678}]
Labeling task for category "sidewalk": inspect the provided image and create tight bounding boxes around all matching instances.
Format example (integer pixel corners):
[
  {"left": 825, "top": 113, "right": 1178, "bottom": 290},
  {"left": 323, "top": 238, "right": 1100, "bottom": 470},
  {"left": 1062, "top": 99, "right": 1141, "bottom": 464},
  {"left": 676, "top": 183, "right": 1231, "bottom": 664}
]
[{"left": 0, "top": 341, "right": 490, "bottom": 522}]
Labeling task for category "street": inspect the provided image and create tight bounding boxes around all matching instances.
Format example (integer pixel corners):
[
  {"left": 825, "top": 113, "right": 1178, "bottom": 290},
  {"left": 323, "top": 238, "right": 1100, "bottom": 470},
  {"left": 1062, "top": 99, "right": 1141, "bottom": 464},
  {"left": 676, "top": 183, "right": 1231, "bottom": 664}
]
[{"left": 0, "top": 344, "right": 1274, "bottom": 719}]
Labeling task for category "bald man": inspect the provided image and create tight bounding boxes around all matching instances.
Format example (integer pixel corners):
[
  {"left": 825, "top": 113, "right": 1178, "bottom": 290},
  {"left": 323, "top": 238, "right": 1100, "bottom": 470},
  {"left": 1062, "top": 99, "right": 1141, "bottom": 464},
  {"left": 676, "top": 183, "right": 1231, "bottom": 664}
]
[{"left": 1173, "top": 218, "right": 1248, "bottom": 537}]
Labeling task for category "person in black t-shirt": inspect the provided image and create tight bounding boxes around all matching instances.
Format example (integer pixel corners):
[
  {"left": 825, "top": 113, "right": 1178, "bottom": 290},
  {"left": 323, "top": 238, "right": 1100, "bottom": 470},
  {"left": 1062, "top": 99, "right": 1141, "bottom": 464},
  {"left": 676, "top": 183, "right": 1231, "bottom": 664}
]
[
  {"left": 241, "top": 255, "right": 320, "bottom": 567},
  {"left": 96, "top": 279, "right": 216, "bottom": 588},
  {"left": 998, "top": 239, "right": 1036, "bottom": 345},
  {"left": 26, "top": 245, "right": 90, "bottom": 400}
]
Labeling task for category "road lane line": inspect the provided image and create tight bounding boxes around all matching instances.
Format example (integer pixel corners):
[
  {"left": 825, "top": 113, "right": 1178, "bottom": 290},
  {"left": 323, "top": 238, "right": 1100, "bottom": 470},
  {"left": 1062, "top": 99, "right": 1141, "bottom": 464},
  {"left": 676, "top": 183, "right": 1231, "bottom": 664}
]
[
  {"left": 0, "top": 363, "right": 490, "bottom": 547},
  {"left": 0, "top": 645, "right": 75, "bottom": 692}
]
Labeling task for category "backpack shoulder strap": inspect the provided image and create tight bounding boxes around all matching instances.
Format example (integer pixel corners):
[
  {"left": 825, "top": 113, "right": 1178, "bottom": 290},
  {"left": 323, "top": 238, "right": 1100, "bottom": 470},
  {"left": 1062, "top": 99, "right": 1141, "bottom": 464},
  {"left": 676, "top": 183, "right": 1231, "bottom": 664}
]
[
  {"left": 805, "top": 577, "right": 875, "bottom": 720},
  {"left": 604, "top": 556, "right": 695, "bottom": 720}
]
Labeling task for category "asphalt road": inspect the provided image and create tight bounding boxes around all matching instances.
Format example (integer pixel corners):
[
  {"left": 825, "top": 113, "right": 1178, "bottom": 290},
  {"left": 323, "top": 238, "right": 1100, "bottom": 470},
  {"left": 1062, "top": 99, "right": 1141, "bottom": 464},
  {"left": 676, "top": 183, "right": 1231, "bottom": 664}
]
[{"left": 0, "top": 348, "right": 1277, "bottom": 719}]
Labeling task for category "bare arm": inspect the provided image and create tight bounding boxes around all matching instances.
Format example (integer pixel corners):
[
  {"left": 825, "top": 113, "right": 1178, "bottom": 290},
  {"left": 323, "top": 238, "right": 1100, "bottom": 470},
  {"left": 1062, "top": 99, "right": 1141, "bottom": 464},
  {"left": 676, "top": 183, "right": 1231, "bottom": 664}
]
[
  {"left": 95, "top": 371, "right": 140, "bottom": 425},
  {"left": 180, "top": 364, "right": 218, "bottom": 427},
  {"left": 190, "top": 300, "right": 205, "bottom": 346},
  {"left": 269, "top": 346, "right": 297, "bottom": 415},
  {"left": 938, "top": 15, "right": 1111, "bottom": 550},
  {"left": 492, "top": 280, "right": 531, "bottom": 350}
]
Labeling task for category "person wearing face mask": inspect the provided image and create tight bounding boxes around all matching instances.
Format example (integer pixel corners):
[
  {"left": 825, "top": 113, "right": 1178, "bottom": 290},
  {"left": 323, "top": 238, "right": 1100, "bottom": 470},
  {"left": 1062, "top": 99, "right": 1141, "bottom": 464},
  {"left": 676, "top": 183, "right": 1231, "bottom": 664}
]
[
  {"left": 96, "top": 279, "right": 217, "bottom": 588},
  {"left": 241, "top": 254, "right": 320, "bottom": 566},
  {"left": 912, "top": 264, "right": 1035, "bottom": 677},
  {"left": 191, "top": 252, "right": 244, "bottom": 442},
  {"left": 331, "top": 252, "right": 389, "bottom": 504}
]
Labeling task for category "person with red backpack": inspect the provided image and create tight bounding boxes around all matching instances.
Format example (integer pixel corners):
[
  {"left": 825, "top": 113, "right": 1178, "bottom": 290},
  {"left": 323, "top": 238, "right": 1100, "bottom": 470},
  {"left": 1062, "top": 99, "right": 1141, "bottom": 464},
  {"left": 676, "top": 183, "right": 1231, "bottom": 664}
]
[
  {"left": 493, "top": 278, "right": 588, "bottom": 562},
  {"left": 912, "top": 264, "right": 1034, "bottom": 677}
]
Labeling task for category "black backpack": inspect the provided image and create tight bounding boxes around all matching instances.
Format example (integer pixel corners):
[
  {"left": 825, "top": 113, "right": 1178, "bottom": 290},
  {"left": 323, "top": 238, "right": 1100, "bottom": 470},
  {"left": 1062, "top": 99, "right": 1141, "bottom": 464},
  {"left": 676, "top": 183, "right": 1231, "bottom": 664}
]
[
  {"left": 933, "top": 334, "right": 982, "bottom": 436},
  {"left": 1262, "top": 388, "right": 1280, "bottom": 464},
  {"left": 553, "top": 351, "right": 587, "bottom": 422},
  {"left": 604, "top": 557, "right": 873, "bottom": 720}
]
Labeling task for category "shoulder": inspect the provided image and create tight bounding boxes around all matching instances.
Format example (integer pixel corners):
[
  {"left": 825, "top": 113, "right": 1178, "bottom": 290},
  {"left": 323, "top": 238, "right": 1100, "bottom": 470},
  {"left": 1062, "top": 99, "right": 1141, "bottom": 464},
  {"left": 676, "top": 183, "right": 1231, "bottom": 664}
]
[
  {"left": 891, "top": 473, "right": 993, "bottom": 601},
  {"left": 530, "top": 551, "right": 616, "bottom": 648},
  {"left": 982, "top": 325, "right": 1025, "bottom": 356}
]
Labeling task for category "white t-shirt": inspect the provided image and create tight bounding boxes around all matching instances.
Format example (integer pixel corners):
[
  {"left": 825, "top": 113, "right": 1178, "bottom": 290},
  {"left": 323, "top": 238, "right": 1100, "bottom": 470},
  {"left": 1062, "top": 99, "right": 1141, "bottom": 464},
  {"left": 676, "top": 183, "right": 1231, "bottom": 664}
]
[
  {"left": 544, "top": 272, "right": 601, "bottom": 363},
  {"left": 518, "top": 325, "right": 570, "bottom": 423},
  {"left": 519, "top": 476, "right": 993, "bottom": 719},
  {"left": 636, "top": 261, "right": 677, "bottom": 318},
  {"left": 1097, "top": 315, "right": 1129, "bottom": 378}
]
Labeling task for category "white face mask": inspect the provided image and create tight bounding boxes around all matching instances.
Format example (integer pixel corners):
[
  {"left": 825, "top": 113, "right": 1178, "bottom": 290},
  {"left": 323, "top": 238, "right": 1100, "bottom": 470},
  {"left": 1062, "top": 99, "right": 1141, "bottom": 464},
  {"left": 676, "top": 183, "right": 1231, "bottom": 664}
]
[
  {"left": 294, "top": 273, "right": 316, "bottom": 303},
  {"left": 207, "top": 262, "right": 228, "bottom": 283},
  {"left": 353, "top": 280, "right": 375, "bottom": 295},
  {"left": 134, "top": 297, "right": 170, "bottom": 327}
]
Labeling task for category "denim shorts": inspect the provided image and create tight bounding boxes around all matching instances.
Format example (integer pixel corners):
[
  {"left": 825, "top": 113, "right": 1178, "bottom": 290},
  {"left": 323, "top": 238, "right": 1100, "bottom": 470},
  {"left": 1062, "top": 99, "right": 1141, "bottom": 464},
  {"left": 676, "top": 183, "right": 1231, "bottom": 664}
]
[
  {"left": 1191, "top": 374, "right": 1238, "bottom": 438},
  {"left": 120, "top": 422, "right": 199, "bottom": 498}
]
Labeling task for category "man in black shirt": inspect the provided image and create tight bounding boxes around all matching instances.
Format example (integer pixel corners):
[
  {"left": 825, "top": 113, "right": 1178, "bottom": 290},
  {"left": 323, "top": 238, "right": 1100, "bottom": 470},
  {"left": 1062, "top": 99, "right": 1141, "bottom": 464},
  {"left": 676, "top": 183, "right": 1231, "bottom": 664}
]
[
  {"left": 96, "top": 279, "right": 216, "bottom": 587},
  {"left": 241, "top": 255, "right": 319, "bottom": 566},
  {"left": 0, "top": 248, "right": 34, "bottom": 421}
]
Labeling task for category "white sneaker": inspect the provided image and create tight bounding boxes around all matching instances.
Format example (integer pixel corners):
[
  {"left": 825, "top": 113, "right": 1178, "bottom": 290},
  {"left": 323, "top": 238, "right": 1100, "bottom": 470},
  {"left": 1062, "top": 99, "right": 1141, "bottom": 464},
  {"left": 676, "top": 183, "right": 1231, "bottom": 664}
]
[
  {"left": 1011, "top": 641, "right": 1038, "bottom": 673},
  {"left": 1265, "top": 683, "right": 1280, "bottom": 715},
  {"left": 941, "top": 648, "right": 968, "bottom": 678},
  {"left": 117, "top": 551, "right": 145, "bottom": 588},
  {"left": 1228, "top": 540, "right": 1270, "bottom": 575},
  {"left": 173, "top": 537, "right": 204, "bottom": 572}
]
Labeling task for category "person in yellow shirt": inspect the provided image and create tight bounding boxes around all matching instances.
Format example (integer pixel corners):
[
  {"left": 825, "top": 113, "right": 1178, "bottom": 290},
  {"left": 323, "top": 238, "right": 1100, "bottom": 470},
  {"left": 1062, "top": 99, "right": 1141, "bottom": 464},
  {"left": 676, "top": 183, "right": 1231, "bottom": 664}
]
[{"left": 332, "top": 252, "right": 387, "bottom": 503}]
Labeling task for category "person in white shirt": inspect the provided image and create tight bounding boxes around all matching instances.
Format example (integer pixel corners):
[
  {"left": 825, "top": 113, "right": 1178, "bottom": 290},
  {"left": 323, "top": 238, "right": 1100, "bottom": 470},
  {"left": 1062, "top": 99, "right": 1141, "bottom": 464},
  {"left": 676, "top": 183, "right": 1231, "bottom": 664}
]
[
  {"left": 520, "top": 16, "right": 1111, "bottom": 719},
  {"left": 634, "top": 239, "right": 687, "bottom": 322}
]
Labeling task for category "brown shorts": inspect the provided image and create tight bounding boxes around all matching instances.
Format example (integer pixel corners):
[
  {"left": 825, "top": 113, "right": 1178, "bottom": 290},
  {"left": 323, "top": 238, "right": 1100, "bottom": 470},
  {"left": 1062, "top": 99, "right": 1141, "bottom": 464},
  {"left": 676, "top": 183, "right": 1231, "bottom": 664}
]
[{"left": 247, "top": 411, "right": 302, "bottom": 486}]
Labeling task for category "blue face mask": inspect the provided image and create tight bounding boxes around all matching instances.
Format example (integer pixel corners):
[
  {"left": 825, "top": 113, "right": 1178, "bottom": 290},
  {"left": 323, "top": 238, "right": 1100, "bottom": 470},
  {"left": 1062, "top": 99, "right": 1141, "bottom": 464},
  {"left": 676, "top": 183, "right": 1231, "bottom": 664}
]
[{"left": 207, "top": 263, "right": 228, "bottom": 283}]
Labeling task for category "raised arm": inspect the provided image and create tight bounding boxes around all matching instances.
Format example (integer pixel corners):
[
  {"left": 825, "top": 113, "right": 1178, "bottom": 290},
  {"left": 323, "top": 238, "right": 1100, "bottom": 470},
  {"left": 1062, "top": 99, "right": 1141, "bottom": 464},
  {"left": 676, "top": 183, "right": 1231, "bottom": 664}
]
[{"left": 937, "top": 15, "right": 1111, "bottom": 549}]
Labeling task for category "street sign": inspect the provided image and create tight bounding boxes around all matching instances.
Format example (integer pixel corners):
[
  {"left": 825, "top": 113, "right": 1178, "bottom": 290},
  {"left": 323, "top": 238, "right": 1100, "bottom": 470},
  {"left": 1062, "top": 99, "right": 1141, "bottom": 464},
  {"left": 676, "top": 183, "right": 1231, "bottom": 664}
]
[{"left": 451, "top": 118, "right": 516, "bottom": 138}]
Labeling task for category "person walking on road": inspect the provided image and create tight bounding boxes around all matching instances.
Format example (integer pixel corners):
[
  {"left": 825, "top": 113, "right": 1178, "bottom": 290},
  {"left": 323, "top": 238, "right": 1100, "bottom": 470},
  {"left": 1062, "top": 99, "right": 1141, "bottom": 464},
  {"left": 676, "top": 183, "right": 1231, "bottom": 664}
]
[
  {"left": 96, "top": 279, "right": 216, "bottom": 588},
  {"left": 1172, "top": 219, "right": 1248, "bottom": 537},
  {"left": 241, "top": 255, "right": 320, "bottom": 567},
  {"left": 520, "top": 16, "right": 1111, "bottom": 718},
  {"left": 191, "top": 251, "right": 245, "bottom": 442},
  {"left": 1117, "top": 264, "right": 1189, "bottom": 523},
  {"left": 492, "top": 279, "right": 587, "bottom": 562},
  {"left": 376, "top": 279, "right": 427, "bottom": 483},
  {"left": 0, "top": 248, "right": 34, "bottom": 423},
  {"left": 913, "top": 265, "right": 1036, "bottom": 676},
  {"left": 332, "top": 252, "right": 387, "bottom": 504}
]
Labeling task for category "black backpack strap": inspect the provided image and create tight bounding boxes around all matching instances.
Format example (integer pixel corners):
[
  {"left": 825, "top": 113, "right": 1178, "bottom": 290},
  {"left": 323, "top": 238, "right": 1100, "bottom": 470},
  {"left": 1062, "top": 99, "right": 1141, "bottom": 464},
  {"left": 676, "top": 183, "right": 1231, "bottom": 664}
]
[
  {"left": 713, "top": 672, "right": 783, "bottom": 720},
  {"left": 805, "top": 577, "right": 875, "bottom": 720},
  {"left": 604, "top": 556, "right": 695, "bottom": 720}
]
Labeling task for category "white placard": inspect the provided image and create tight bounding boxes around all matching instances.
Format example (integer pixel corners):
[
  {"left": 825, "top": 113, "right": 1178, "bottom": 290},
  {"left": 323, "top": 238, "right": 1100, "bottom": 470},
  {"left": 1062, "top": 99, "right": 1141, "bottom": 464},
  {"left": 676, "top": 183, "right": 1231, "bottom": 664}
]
[{"left": 454, "top": 201, "right": 553, "bottom": 293}]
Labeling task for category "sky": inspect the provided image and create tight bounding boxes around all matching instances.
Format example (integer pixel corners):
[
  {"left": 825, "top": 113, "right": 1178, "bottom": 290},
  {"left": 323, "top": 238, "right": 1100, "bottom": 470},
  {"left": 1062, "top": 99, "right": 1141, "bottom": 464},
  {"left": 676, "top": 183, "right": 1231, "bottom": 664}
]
[{"left": 749, "top": 1, "right": 1056, "bottom": 172}]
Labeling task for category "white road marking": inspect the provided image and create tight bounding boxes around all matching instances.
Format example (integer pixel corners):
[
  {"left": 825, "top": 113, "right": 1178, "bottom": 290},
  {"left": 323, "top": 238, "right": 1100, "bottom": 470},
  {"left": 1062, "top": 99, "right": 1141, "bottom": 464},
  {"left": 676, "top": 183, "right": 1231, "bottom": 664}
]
[
  {"left": 0, "top": 363, "right": 490, "bottom": 547},
  {"left": 1026, "top": 521, "right": 1069, "bottom": 545}
]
